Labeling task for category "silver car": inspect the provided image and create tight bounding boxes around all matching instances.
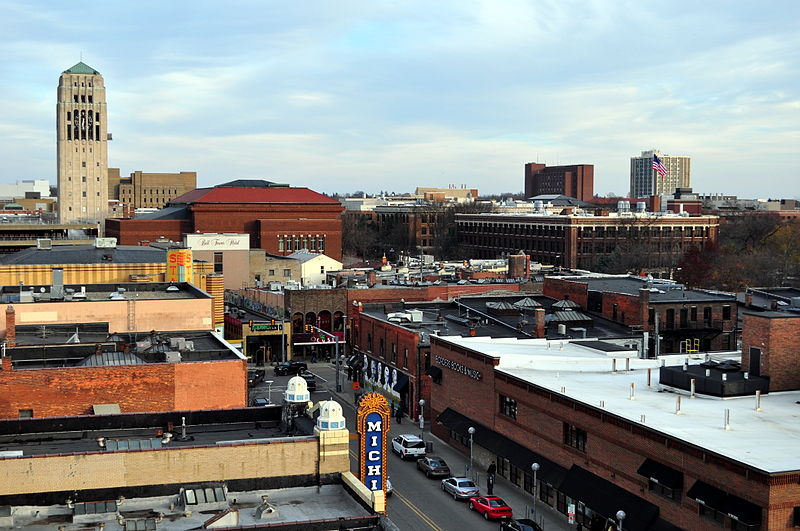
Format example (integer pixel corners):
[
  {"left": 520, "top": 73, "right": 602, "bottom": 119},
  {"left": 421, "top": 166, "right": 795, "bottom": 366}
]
[{"left": 441, "top": 476, "right": 480, "bottom": 500}]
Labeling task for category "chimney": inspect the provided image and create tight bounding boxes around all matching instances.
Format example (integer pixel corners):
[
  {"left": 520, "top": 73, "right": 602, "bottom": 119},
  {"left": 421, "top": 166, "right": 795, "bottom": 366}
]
[
  {"left": 639, "top": 288, "right": 651, "bottom": 331},
  {"left": 533, "top": 307, "right": 546, "bottom": 338},
  {"left": 744, "top": 292, "right": 753, "bottom": 308},
  {"left": 367, "top": 271, "right": 377, "bottom": 288},
  {"left": 5, "top": 305, "right": 16, "bottom": 348}
]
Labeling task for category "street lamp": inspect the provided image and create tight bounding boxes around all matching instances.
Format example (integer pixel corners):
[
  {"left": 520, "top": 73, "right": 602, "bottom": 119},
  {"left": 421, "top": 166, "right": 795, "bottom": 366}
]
[
  {"left": 418, "top": 399, "right": 425, "bottom": 439},
  {"left": 467, "top": 426, "right": 476, "bottom": 478},
  {"left": 265, "top": 380, "right": 274, "bottom": 404},
  {"left": 616, "top": 510, "right": 626, "bottom": 531},
  {"left": 531, "top": 462, "right": 540, "bottom": 519}
]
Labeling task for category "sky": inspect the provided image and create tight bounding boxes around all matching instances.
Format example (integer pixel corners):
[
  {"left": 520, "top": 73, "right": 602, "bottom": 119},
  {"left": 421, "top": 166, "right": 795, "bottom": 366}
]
[{"left": 0, "top": 1, "right": 798, "bottom": 198}]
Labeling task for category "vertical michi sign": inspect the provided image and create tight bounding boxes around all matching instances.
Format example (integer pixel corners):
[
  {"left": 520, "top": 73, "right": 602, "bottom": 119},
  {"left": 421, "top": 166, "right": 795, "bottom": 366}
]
[{"left": 357, "top": 392, "right": 390, "bottom": 495}]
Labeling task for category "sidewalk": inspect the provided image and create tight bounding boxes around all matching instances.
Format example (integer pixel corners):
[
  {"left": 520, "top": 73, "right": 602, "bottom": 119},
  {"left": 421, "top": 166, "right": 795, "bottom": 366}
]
[{"left": 316, "top": 361, "right": 572, "bottom": 531}]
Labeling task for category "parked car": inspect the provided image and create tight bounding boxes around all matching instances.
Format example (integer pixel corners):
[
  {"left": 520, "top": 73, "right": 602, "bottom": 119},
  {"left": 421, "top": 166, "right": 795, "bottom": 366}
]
[
  {"left": 391, "top": 434, "right": 426, "bottom": 460},
  {"left": 441, "top": 477, "right": 480, "bottom": 500},
  {"left": 247, "top": 369, "right": 266, "bottom": 387},
  {"left": 299, "top": 371, "right": 318, "bottom": 391},
  {"left": 274, "top": 361, "right": 308, "bottom": 376},
  {"left": 385, "top": 476, "right": 393, "bottom": 496},
  {"left": 468, "top": 496, "right": 513, "bottom": 520},
  {"left": 416, "top": 456, "right": 451, "bottom": 478},
  {"left": 500, "top": 518, "right": 543, "bottom": 531},
  {"left": 251, "top": 397, "right": 271, "bottom": 407}
]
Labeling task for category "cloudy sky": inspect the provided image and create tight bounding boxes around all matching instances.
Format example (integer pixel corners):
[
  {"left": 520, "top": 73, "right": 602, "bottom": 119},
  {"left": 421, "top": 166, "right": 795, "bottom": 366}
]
[{"left": 1, "top": 1, "right": 798, "bottom": 197}]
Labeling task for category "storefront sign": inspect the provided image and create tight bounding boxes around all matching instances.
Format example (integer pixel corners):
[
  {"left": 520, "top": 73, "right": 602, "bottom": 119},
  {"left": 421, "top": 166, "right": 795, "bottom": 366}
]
[
  {"left": 250, "top": 323, "right": 282, "bottom": 332},
  {"left": 357, "top": 393, "right": 390, "bottom": 500},
  {"left": 435, "top": 355, "right": 482, "bottom": 380},
  {"left": 185, "top": 233, "right": 249, "bottom": 250}
]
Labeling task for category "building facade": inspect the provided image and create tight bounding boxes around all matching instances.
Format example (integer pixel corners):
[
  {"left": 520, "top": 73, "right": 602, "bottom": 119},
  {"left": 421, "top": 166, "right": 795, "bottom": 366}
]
[
  {"left": 630, "top": 150, "right": 691, "bottom": 198},
  {"left": 524, "top": 163, "right": 594, "bottom": 202},
  {"left": 456, "top": 211, "right": 719, "bottom": 270},
  {"left": 57, "top": 62, "right": 109, "bottom": 223},
  {"left": 108, "top": 169, "right": 197, "bottom": 210}
]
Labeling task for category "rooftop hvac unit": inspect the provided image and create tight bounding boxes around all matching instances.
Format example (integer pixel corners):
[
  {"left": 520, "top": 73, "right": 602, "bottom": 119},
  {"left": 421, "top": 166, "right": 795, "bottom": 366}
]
[
  {"left": 407, "top": 309, "right": 423, "bottom": 322},
  {"left": 94, "top": 237, "right": 118, "bottom": 248},
  {"left": 557, "top": 324, "right": 567, "bottom": 335},
  {"left": 36, "top": 238, "right": 52, "bottom": 250}
]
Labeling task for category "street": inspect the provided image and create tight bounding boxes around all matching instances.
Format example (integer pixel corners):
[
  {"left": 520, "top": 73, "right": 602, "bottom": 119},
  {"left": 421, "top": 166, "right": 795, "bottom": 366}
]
[{"left": 249, "top": 361, "right": 571, "bottom": 531}]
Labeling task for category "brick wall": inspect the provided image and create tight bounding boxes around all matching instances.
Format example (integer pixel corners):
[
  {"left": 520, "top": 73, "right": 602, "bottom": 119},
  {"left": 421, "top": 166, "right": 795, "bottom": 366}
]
[
  {"left": 0, "top": 359, "right": 246, "bottom": 419},
  {"left": 543, "top": 277, "right": 589, "bottom": 307},
  {"left": 428, "top": 338, "right": 793, "bottom": 531},
  {"left": 741, "top": 313, "right": 800, "bottom": 392}
]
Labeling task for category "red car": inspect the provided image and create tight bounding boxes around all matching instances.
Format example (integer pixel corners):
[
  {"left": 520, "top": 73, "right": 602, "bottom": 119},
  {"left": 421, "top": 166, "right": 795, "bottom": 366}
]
[{"left": 468, "top": 496, "right": 513, "bottom": 520}]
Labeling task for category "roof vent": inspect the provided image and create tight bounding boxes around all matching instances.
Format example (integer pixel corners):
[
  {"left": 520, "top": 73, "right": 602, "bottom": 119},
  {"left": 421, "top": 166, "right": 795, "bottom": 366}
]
[{"left": 166, "top": 285, "right": 180, "bottom": 292}]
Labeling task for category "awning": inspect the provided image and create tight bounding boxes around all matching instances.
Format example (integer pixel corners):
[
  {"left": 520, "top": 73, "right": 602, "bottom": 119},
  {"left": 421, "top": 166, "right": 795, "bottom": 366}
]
[
  {"left": 392, "top": 373, "right": 409, "bottom": 393},
  {"left": 436, "top": 408, "right": 567, "bottom": 486},
  {"left": 686, "top": 480, "right": 727, "bottom": 511},
  {"left": 426, "top": 365, "right": 442, "bottom": 383},
  {"left": 722, "top": 494, "right": 762, "bottom": 526},
  {"left": 637, "top": 459, "right": 683, "bottom": 489},
  {"left": 558, "top": 465, "right": 659, "bottom": 531}
]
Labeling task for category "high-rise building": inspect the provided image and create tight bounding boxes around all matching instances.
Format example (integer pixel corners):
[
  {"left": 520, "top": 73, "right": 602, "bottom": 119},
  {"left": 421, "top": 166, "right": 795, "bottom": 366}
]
[
  {"left": 524, "top": 163, "right": 594, "bottom": 201},
  {"left": 629, "top": 150, "right": 690, "bottom": 198},
  {"left": 56, "top": 62, "right": 109, "bottom": 223}
]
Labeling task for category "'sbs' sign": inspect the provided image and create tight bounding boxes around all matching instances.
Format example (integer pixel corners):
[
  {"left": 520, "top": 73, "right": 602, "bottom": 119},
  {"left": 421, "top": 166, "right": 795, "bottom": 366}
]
[{"left": 357, "top": 393, "right": 390, "bottom": 495}]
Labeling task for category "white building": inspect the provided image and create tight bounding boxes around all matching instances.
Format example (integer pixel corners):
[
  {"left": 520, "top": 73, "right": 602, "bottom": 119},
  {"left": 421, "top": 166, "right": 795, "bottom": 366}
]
[
  {"left": 287, "top": 249, "right": 342, "bottom": 287},
  {"left": 629, "top": 150, "right": 691, "bottom": 198},
  {"left": 0, "top": 180, "right": 52, "bottom": 201}
]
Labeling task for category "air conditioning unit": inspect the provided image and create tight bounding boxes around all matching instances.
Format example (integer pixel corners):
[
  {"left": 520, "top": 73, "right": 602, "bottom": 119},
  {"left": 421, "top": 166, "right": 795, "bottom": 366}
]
[{"left": 36, "top": 239, "right": 52, "bottom": 250}]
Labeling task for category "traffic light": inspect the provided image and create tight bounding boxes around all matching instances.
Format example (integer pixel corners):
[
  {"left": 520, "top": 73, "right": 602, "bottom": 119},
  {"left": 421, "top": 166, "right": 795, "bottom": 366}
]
[{"left": 248, "top": 320, "right": 254, "bottom": 328}]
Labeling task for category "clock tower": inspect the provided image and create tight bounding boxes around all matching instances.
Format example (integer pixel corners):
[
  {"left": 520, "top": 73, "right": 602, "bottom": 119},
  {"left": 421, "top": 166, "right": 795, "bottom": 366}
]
[{"left": 57, "top": 62, "right": 109, "bottom": 223}]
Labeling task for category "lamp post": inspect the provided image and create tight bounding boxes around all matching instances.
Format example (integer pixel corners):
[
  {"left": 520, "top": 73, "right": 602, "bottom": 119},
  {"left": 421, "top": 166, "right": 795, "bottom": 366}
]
[
  {"left": 467, "top": 426, "right": 475, "bottom": 478},
  {"left": 418, "top": 399, "right": 425, "bottom": 439},
  {"left": 531, "top": 462, "right": 540, "bottom": 520},
  {"left": 616, "top": 509, "right": 626, "bottom": 531},
  {"left": 266, "top": 380, "right": 274, "bottom": 404}
]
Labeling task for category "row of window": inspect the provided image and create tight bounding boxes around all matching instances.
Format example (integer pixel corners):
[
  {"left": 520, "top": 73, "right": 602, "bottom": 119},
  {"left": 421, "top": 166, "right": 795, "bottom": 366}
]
[
  {"left": 365, "top": 334, "right": 411, "bottom": 369},
  {"left": 277, "top": 235, "right": 325, "bottom": 252},
  {"left": 72, "top": 94, "right": 95, "bottom": 103}
]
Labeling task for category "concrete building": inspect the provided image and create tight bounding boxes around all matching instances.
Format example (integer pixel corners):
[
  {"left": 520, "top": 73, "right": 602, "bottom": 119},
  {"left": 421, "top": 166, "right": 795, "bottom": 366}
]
[
  {"left": 0, "top": 180, "right": 52, "bottom": 201},
  {"left": 287, "top": 249, "right": 342, "bottom": 286},
  {"left": 108, "top": 168, "right": 197, "bottom": 210},
  {"left": 0, "top": 400, "right": 382, "bottom": 529},
  {"left": 0, "top": 329, "right": 246, "bottom": 418},
  {"left": 57, "top": 62, "right": 110, "bottom": 223},
  {"left": 524, "top": 163, "right": 594, "bottom": 202},
  {"left": 182, "top": 233, "right": 250, "bottom": 289},
  {"left": 0, "top": 219, "right": 99, "bottom": 253},
  {"left": 106, "top": 179, "right": 345, "bottom": 261},
  {"left": 630, "top": 150, "right": 691, "bottom": 198},
  {"left": 250, "top": 252, "right": 302, "bottom": 287},
  {"left": 456, "top": 209, "right": 719, "bottom": 271}
]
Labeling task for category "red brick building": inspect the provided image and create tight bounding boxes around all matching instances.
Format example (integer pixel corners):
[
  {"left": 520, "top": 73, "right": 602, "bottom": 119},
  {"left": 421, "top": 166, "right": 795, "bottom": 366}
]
[
  {"left": 524, "top": 163, "right": 594, "bottom": 202},
  {"left": 428, "top": 333, "right": 800, "bottom": 531},
  {"left": 0, "top": 331, "right": 247, "bottom": 419},
  {"left": 106, "top": 180, "right": 345, "bottom": 261},
  {"left": 544, "top": 275, "right": 737, "bottom": 353}
]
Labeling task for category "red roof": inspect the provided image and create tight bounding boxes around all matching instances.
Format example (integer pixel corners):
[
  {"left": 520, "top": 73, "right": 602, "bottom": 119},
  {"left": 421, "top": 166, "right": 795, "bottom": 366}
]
[{"left": 172, "top": 186, "right": 339, "bottom": 205}]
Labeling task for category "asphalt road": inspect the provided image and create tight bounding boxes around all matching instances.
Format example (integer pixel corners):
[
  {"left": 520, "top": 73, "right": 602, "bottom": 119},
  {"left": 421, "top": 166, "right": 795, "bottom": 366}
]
[{"left": 249, "top": 362, "right": 540, "bottom": 531}]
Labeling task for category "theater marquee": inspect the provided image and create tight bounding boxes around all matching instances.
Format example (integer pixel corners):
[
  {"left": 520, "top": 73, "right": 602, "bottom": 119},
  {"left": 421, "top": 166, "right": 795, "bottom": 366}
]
[{"left": 357, "top": 392, "right": 390, "bottom": 501}]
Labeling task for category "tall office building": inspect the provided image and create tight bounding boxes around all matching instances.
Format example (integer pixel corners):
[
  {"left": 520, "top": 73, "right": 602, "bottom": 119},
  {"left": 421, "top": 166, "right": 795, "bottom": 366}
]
[
  {"left": 56, "top": 62, "right": 109, "bottom": 222},
  {"left": 629, "top": 150, "right": 690, "bottom": 198},
  {"left": 524, "top": 163, "right": 594, "bottom": 201}
]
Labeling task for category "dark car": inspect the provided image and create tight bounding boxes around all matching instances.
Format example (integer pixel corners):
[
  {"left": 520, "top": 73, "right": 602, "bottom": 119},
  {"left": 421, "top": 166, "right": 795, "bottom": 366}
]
[
  {"left": 274, "top": 361, "right": 308, "bottom": 376},
  {"left": 251, "top": 397, "right": 271, "bottom": 407},
  {"left": 247, "top": 369, "right": 266, "bottom": 387},
  {"left": 299, "top": 371, "right": 318, "bottom": 391},
  {"left": 500, "top": 519, "right": 543, "bottom": 531},
  {"left": 416, "top": 456, "right": 451, "bottom": 478}
]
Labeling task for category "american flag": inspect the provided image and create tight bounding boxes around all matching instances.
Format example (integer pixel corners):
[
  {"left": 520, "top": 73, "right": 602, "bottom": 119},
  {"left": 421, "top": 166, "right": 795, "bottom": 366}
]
[{"left": 652, "top": 154, "right": 668, "bottom": 178}]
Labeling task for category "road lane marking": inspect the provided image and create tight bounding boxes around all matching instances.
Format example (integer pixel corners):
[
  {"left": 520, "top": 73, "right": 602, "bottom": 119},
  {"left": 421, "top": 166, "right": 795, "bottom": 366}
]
[{"left": 394, "top": 491, "right": 444, "bottom": 531}]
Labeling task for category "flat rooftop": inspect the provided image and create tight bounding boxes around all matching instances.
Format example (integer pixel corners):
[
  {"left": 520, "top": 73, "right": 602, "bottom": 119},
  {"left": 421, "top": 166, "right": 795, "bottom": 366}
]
[
  {"left": 8, "top": 484, "right": 375, "bottom": 530},
  {"left": 0, "top": 244, "right": 176, "bottom": 265},
  {"left": 563, "top": 274, "right": 736, "bottom": 303},
  {"left": 436, "top": 335, "right": 800, "bottom": 474},
  {"left": 0, "top": 407, "right": 295, "bottom": 457},
  {"left": 0, "top": 282, "right": 209, "bottom": 303},
  {"left": 8, "top": 329, "right": 244, "bottom": 367}
]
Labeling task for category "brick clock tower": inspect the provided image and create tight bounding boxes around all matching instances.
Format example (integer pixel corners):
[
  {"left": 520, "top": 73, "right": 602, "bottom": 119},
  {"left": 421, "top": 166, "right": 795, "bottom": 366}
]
[{"left": 57, "top": 62, "right": 109, "bottom": 223}]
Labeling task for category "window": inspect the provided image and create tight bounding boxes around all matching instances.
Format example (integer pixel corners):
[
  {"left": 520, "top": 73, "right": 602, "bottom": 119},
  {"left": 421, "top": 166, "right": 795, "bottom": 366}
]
[
  {"left": 379, "top": 338, "right": 385, "bottom": 358},
  {"left": 320, "top": 265, "right": 325, "bottom": 274},
  {"left": 18, "top": 409, "right": 33, "bottom": 418},
  {"left": 690, "top": 306, "right": 697, "bottom": 321},
  {"left": 391, "top": 343, "right": 397, "bottom": 363},
  {"left": 698, "top": 504, "right": 725, "bottom": 526},
  {"left": 499, "top": 395, "right": 517, "bottom": 419},
  {"left": 704, "top": 307, "right": 712, "bottom": 323},
  {"left": 82, "top": 191, "right": 87, "bottom": 197},
  {"left": 268, "top": 269, "right": 275, "bottom": 276},
  {"left": 283, "top": 268, "right": 291, "bottom": 277},
  {"left": 82, "top": 161, "right": 86, "bottom": 167},
  {"left": 213, "top": 252, "right": 223, "bottom": 273},
  {"left": 403, "top": 348, "right": 408, "bottom": 368},
  {"left": 125, "top": 519, "right": 157, "bottom": 531},
  {"left": 648, "top": 479, "right": 681, "bottom": 501},
  {"left": 563, "top": 422, "right": 586, "bottom": 452},
  {"left": 722, "top": 305, "right": 731, "bottom": 320}
]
